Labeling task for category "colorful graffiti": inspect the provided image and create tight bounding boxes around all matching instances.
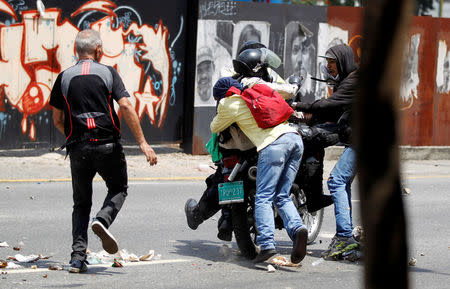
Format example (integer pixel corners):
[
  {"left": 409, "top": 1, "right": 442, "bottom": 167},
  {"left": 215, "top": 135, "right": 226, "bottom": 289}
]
[{"left": 0, "top": 0, "right": 174, "bottom": 141}]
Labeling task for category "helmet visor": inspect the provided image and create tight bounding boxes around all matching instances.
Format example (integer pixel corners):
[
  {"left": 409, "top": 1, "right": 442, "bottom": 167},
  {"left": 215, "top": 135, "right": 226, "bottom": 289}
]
[{"left": 260, "top": 48, "right": 281, "bottom": 69}]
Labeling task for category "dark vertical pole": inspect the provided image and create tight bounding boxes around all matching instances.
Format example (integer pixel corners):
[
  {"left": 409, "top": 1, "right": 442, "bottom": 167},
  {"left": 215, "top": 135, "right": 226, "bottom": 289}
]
[
  {"left": 356, "top": 1, "right": 412, "bottom": 288},
  {"left": 182, "top": 0, "right": 199, "bottom": 154}
]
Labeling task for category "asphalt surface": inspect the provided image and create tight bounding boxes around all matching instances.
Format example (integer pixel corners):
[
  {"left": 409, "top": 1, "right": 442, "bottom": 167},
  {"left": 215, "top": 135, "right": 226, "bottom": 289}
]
[
  {"left": 0, "top": 146, "right": 449, "bottom": 288},
  {"left": 1, "top": 169, "right": 449, "bottom": 288}
]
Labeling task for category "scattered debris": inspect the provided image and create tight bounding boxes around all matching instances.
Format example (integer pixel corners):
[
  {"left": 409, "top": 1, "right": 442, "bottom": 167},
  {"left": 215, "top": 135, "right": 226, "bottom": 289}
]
[
  {"left": 86, "top": 249, "right": 159, "bottom": 265},
  {"left": 0, "top": 260, "right": 7, "bottom": 268},
  {"left": 48, "top": 265, "right": 63, "bottom": 271},
  {"left": 5, "top": 262, "right": 22, "bottom": 269},
  {"left": 306, "top": 251, "right": 313, "bottom": 256},
  {"left": 139, "top": 250, "right": 155, "bottom": 261},
  {"left": 14, "top": 254, "right": 40, "bottom": 263},
  {"left": 312, "top": 258, "right": 324, "bottom": 266},
  {"left": 267, "top": 264, "right": 276, "bottom": 273},
  {"left": 0, "top": 242, "right": 9, "bottom": 248},
  {"left": 117, "top": 249, "right": 139, "bottom": 262},
  {"left": 408, "top": 257, "right": 417, "bottom": 266},
  {"left": 5, "top": 186, "right": 10, "bottom": 190},
  {"left": 112, "top": 259, "right": 123, "bottom": 267},
  {"left": 13, "top": 247, "right": 21, "bottom": 251},
  {"left": 420, "top": 252, "right": 425, "bottom": 256},
  {"left": 6, "top": 254, "right": 50, "bottom": 263},
  {"left": 402, "top": 187, "right": 411, "bottom": 195},
  {"left": 42, "top": 274, "right": 48, "bottom": 278},
  {"left": 270, "top": 256, "right": 301, "bottom": 267}
]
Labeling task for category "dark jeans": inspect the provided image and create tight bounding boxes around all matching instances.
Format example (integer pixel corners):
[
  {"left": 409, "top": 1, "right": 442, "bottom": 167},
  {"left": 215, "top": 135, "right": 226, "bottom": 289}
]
[{"left": 69, "top": 141, "right": 128, "bottom": 262}]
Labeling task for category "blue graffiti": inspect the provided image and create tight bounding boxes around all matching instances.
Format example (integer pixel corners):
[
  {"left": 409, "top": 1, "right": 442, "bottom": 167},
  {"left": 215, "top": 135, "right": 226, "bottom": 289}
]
[
  {"left": 7, "top": 0, "right": 28, "bottom": 13},
  {"left": 0, "top": 112, "right": 7, "bottom": 138},
  {"left": 169, "top": 16, "right": 184, "bottom": 106}
]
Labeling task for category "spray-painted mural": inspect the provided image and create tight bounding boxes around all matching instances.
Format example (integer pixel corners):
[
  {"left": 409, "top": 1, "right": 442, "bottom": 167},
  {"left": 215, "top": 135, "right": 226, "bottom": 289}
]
[{"left": 0, "top": 0, "right": 186, "bottom": 148}]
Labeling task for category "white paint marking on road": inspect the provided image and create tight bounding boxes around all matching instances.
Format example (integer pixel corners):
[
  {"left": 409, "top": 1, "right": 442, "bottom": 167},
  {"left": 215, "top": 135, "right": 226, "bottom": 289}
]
[
  {"left": 318, "top": 232, "right": 335, "bottom": 239},
  {"left": 0, "top": 259, "right": 191, "bottom": 275}
]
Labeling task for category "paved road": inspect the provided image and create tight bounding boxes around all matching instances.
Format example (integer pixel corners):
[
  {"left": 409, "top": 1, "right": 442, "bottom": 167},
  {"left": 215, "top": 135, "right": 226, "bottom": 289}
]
[{"left": 1, "top": 172, "right": 449, "bottom": 289}]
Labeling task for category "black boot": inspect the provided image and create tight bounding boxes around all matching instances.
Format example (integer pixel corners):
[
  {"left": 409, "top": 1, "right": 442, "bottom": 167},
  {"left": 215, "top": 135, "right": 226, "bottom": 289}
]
[
  {"left": 184, "top": 199, "right": 203, "bottom": 230},
  {"left": 217, "top": 208, "right": 232, "bottom": 241}
]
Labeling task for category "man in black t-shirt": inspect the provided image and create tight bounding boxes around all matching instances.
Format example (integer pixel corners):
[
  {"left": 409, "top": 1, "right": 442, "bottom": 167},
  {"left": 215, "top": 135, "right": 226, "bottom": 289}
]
[{"left": 50, "top": 29, "right": 157, "bottom": 273}]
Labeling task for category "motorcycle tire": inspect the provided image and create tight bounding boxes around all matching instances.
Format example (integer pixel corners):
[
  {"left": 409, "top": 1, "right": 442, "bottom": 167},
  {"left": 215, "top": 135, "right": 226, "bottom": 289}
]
[
  {"left": 300, "top": 207, "right": 324, "bottom": 244},
  {"left": 231, "top": 202, "right": 258, "bottom": 260}
]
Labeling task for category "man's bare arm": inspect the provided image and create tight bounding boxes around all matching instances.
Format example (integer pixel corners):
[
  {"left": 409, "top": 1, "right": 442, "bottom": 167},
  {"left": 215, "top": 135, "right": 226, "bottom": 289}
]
[
  {"left": 118, "top": 97, "right": 157, "bottom": 166},
  {"left": 52, "top": 108, "right": 65, "bottom": 135}
]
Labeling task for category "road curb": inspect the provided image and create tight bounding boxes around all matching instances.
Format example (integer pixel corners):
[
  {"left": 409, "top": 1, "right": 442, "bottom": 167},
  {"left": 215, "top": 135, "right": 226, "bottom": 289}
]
[{"left": 324, "top": 146, "right": 450, "bottom": 160}]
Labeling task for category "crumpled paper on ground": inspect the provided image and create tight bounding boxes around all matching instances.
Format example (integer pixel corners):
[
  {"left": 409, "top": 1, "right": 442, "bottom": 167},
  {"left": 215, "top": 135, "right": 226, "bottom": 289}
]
[
  {"left": 270, "top": 256, "right": 301, "bottom": 267},
  {"left": 7, "top": 254, "right": 50, "bottom": 263},
  {"left": 86, "top": 249, "right": 158, "bottom": 265},
  {"left": 5, "top": 262, "right": 22, "bottom": 269}
]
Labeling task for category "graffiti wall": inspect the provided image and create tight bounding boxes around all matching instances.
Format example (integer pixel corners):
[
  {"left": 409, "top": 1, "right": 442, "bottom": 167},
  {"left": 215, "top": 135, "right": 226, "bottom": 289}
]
[
  {"left": 192, "top": 2, "right": 449, "bottom": 153},
  {"left": 0, "top": 0, "right": 187, "bottom": 148}
]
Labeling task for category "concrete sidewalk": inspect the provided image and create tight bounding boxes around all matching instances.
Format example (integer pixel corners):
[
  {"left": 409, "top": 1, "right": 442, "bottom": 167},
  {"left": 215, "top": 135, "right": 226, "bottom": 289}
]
[{"left": 0, "top": 145, "right": 448, "bottom": 182}]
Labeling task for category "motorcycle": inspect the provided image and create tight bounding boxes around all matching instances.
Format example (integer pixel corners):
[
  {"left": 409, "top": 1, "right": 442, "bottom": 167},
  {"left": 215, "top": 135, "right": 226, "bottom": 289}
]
[{"left": 215, "top": 124, "right": 325, "bottom": 259}]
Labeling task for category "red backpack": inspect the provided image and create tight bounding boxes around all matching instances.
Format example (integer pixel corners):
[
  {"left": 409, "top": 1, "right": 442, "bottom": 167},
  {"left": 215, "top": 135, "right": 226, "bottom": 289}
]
[{"left": 227, "top": 84, "right": 293, "bottom": 129}]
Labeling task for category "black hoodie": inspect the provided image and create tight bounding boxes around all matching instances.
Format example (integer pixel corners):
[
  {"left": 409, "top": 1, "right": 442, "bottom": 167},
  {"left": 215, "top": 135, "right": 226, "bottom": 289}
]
[{"left": 296, "top": 44, "right": 358, "bottom": 125}]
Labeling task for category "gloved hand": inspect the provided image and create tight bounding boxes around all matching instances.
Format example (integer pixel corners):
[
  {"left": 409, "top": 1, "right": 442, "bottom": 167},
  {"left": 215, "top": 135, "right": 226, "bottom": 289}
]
[{"left": 290, "top": 101, "right": 311, "bottom": 111}]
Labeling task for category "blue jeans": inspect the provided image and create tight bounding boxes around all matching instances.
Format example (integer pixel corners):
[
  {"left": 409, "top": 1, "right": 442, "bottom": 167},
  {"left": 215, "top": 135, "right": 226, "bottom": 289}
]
[
  {"left": 255, "top": 133, "right": 305, "bottom": 251},
  {"left": 327, "top": 146, "right": 356, "bottom": 238}
]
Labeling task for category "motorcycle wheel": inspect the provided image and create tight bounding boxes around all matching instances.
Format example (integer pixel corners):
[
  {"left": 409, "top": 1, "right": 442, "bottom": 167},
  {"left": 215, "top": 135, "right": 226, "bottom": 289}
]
[
  {"left": 231, "top": 202, "right": 258, "bottom": 260},
  {"left": 290, "top": 188, "right": 324, "bottom": 244}
]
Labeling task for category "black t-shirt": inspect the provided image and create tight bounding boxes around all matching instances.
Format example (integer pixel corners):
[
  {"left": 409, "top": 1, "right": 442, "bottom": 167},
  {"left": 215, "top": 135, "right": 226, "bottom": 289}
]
[{"left": 50, "top": 59, "right": 130, "bottom": 142}]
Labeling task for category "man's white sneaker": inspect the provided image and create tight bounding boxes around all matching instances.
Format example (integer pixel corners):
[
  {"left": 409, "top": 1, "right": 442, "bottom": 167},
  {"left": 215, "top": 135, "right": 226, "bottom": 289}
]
[{"left": 91, "top": 219, "right": 118, "bottom": 254}]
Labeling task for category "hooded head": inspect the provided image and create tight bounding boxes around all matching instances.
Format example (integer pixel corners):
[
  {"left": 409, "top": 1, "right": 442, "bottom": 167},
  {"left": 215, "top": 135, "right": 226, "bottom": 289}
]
[
  {"left": 213, "top": 77, "right": 243, "bottom": 102},
  {"left": 322, "top": 44, "right": 357, "bottom": 81}
]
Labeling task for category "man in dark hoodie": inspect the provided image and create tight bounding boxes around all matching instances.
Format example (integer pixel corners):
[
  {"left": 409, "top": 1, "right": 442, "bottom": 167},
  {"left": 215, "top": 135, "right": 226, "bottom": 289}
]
[{"left": 291, "top": 44, "right": 359, "bottom": 259}]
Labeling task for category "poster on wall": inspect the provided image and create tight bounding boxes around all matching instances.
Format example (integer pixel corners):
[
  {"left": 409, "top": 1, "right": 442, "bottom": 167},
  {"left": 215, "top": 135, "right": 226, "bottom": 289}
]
[
  {"left": 192, "top": 0, "right": 326, "bottom": 153},
  {"left": 0, "top": 0, "right": 187, "bottom": 148}
]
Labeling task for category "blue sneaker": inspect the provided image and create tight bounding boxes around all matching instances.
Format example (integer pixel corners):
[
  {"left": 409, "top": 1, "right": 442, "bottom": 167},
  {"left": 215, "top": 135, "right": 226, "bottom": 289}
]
[{"left": 69, "top": 260, "right": 87, "bottom": 273}]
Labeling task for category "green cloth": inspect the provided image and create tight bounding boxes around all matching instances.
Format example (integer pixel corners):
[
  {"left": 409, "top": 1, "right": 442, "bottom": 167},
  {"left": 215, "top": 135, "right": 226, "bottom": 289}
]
[{"left": 206, "top": 133, "right": 222, "bottom": 162}]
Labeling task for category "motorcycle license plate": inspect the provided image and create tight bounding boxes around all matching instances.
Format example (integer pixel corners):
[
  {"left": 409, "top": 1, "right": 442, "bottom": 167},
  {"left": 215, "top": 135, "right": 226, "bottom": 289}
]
[{"left": 218, "top": 181, "right": 244, "bottom": 205}]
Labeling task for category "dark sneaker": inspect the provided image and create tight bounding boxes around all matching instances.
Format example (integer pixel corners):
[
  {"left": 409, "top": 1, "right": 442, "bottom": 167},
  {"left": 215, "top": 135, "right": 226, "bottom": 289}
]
[
  {"left": 69, "top": 260, "right": 87, "bottom": 273},
  {"left": 91, "top": 219, "right": 118, "bottom": 254},
  {"left": 321, "top": 235, "right": 359, "bottom": 260},
  {"left": 307, "top": 194, "right": 334, "bottom": 213},
  {"left": 185, "top": 199, "right": 203, "bottom": 230},
  {"left": 253, "top": 249, "right": 278, "bottom": 263},
  {"left": 291, "top": 227, "right": 308, "bottom": 264}
]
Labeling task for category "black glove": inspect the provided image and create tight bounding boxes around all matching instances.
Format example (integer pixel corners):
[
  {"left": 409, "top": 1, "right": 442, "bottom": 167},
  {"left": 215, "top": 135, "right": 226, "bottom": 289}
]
[{"left": 291, "top": 101, "right": 311, "bottom": 111}]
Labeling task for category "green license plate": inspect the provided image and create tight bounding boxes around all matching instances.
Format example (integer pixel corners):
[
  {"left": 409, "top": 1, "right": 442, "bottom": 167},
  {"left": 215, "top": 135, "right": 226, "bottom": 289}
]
[{"left": 218, "top": 181, "right": 244, "bottom": 205}]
